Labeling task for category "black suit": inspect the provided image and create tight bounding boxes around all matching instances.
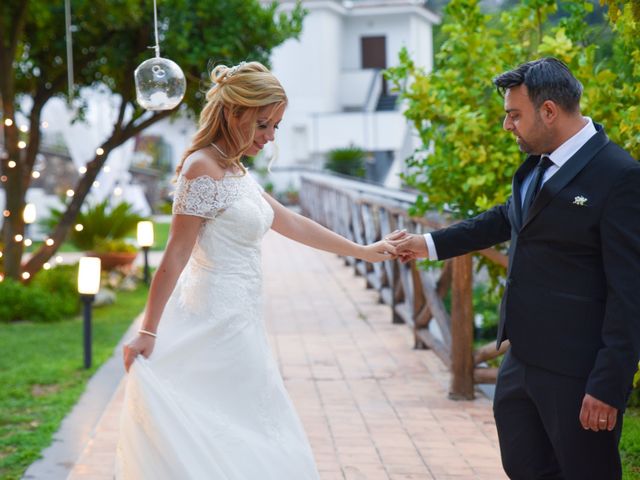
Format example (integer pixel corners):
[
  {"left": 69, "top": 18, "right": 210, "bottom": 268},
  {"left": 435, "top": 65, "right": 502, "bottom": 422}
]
[{"left": 431, "top": 125, "right": 640, "bottom": 479}]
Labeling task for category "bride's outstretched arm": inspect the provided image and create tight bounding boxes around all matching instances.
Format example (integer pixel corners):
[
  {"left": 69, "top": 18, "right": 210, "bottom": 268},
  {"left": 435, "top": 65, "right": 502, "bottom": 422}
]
[
  {"left": 123, "top": 214, "right": 202, "bottom": 372},
  {"left": 263, "top": 193, "right": 402, "bottom": 262}
]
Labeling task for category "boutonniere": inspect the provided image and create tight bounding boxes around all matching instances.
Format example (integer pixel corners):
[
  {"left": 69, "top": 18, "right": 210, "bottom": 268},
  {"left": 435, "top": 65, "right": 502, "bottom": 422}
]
[{"left": 573, "top": 195, "right": 588, "bottom": 206}]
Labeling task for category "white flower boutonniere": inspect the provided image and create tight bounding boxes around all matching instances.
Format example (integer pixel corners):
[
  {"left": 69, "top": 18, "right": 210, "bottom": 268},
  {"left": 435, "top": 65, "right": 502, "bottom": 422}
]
[{"left": 573, "top": 195, "right": 588, "bottom": 206}]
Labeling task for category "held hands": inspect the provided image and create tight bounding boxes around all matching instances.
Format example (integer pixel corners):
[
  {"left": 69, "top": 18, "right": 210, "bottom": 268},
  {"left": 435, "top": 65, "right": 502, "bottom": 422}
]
[
  {"left": 387, "top": 233, "right": 430, "bottom": 263},
  {"left": 360, "top": 230, "right": 407, "bottom": 263},
  {"left": 123, "top": 333, "right": 156, "bottom": 372},
  {"left": 579, "top": 393, "right": 618, "bottom": 432}
]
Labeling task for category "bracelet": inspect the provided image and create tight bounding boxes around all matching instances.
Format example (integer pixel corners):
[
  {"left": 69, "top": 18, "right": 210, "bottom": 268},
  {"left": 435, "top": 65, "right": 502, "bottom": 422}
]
[{"left": 138, "top": 329, "right": 157, "bottom": 338}]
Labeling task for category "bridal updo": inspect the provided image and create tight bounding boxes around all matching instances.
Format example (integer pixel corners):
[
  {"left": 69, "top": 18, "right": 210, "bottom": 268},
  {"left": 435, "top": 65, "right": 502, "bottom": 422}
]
[{"left": 176, "top": 61, "right": 287, "bottom": 176}]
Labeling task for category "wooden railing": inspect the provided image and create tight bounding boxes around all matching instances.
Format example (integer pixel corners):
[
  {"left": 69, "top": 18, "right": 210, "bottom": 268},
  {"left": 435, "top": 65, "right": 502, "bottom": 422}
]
[{"left": 299, "top": 173, "right": 509, "bottom": 399}]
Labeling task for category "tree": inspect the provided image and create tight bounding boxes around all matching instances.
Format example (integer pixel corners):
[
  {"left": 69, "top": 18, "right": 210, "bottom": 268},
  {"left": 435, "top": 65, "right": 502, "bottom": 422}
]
[
  {"left": 0, "top": 0, "right": 304, "bottom": 281},
  {"left": 385, "top": 0, "right": 639, "bottom": 221}
]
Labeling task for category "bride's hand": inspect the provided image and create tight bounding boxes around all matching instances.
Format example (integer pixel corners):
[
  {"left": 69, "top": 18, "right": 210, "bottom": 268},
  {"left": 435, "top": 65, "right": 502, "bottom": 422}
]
[
  {"left": 359, "top": 230, "right": 407, "bottom": 263},
  {"left": 123, "top": 334, "right": 156, "bottom": 372}
]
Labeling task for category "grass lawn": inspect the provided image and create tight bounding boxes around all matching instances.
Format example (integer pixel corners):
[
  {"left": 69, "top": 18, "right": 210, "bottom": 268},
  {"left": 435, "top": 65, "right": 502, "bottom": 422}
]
[
  {"left": 622, "top": 408, "right": 640, "bottom": 478},
  {"left": 0, "top": 284, "right": 148, "bottom": 480},
  {"left": 152, "top": 220, "right": 170, "bottom": 252}
]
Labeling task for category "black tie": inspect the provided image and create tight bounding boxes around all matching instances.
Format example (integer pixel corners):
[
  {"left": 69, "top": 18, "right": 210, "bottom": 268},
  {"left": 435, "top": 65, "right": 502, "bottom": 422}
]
[{"left": 522, "top": 155, "right": 553, "bottom": 218}]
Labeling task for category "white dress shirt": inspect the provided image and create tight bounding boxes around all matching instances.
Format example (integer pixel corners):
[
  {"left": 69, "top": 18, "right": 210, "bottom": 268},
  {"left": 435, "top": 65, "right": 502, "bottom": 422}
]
[{"left": 423, "top": 118, "right": 598, "bottom": 260}]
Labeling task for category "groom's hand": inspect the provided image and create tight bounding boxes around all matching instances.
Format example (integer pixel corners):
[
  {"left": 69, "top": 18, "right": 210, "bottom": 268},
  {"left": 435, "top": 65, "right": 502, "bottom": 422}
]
[
  {"left": 387, "top": 233, "right": 429, "bottom": 263},
  {"left": 579, "top": 393, "right": 618, "bottom": 432}
]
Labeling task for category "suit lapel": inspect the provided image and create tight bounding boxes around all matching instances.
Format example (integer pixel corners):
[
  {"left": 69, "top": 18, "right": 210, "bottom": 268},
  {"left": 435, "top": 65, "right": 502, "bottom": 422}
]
[
  {"left": 511, "top": 155, "right": 539, "bottom": 230},
  {"left": 521, "top": 125, "right": 610, "bottom": 229}
]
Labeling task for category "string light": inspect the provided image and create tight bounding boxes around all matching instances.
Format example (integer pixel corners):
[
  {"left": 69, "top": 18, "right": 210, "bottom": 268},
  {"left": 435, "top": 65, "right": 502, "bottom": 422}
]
[
  {"left": 17, "top": 141, "right": 26, "bottom": 149},
  {"left": 93, "top": 181, "right": 100, "bottom": 188},
  {"left": 21, "top": 272, "right": 30, "bottom": 280},
  {"left": 55, "top": 255, "right": 64, "bottom": 264},
  {"left": 4, "top": 119, "right": 13, "bottom": 126},
  {"left": 66, "top": 189, "right": 74, "bottom": 197},
  {"left": 19, "top": 125, "right": 28, "bottom": 133},
  {"left": 3, "top": 210, "right": 10, "bottom": 217},
  {"left": 32, "top": 171, "right": 40, "bottom": 179},
  {"left": 8, "top": 160, "right": 16, "bottom": 168},
  {"left": 1, "top": 175, "right": 7, "bottom": 182},
  {"left": 0, "top": 274, "right": 4, "bottom": 282},
  {"left": 104, "top": 166, "right": 111, "bottom": 173},
  {"left": 14, "top": 234, "right": 23, "bottom": 242},
  {"left": 96, "top": 147, "right": 104, "bottom": 156},
  {"left": 0, "top": 251, "right": 3, "bottom": 258},
  {"left": 24, "top": 239, "right": 32, "bottom": 247},
  {"left": 41, "top": 121, "right": 49, "bottom": 129},
  {"left": 75, "top": 224, "right": 84, "bottom": 232},
  {"left": 45, "top": 238, "right": 55, "bottom": 246},
  {"left": 78, "top": 166, "right": 87, "bottom": 174},
  {"left": 114, "top": 186, "right": 123, "bottom": 196},
  {"left": 43, "top": 262, "right": 51, "bottom": 270}
]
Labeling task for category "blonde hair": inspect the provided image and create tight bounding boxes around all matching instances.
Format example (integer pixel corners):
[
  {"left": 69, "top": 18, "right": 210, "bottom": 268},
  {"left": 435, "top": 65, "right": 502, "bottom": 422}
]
[{"left": 176, "top": 61, "right": 287, "bottom": 177}]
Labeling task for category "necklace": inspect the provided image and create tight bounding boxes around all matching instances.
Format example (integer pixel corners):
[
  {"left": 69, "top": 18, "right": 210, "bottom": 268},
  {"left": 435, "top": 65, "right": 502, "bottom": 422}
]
[{"left": 210, "top": 142, "right": 228, "bottom": 158}]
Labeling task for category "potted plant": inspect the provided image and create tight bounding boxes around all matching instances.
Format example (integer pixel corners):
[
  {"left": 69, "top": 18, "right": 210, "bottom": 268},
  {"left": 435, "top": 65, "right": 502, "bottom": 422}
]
[
  {"left": 324, "top": 145, "right": 366, "bottom": 178},
  {"left": 43, "top": 200, "right": 145, "bottom": 270},
  {"left": 90, "top": 238, "right": 139, "bottom": 270}
]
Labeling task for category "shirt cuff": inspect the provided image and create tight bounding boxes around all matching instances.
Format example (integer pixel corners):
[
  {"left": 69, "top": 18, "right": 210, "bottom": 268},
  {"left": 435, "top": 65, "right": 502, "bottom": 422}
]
[{"left": 423, "top": 233, "right": 439, "bottom": 260}]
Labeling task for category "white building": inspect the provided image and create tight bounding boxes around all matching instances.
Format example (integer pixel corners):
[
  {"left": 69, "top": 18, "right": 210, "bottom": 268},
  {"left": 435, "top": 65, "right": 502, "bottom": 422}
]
[{"left": 264, "top": 0, "right": 439, "bottom": 189}]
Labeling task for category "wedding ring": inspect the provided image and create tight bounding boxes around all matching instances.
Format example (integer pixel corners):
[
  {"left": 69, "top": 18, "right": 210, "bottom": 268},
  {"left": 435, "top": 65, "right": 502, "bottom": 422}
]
[{"left": 598, "top": 419, "right": 607, "bottom": 423}]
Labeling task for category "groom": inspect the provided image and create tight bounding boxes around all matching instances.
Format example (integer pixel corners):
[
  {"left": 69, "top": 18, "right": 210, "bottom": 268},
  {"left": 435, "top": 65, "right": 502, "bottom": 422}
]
[{"left": 391, "top": 58, "right": 640, "bottom": 479}]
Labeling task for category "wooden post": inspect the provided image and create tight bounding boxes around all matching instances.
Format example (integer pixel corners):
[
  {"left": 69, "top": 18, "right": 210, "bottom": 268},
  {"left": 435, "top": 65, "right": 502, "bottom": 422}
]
[{"left": 449, "top": 254, "right": 475, "bottom": 400}]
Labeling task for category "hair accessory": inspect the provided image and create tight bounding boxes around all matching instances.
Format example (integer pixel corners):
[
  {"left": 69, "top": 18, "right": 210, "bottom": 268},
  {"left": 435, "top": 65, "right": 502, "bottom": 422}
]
[{"left": 226, "top": 61, "right": 246, "bottom": 78}]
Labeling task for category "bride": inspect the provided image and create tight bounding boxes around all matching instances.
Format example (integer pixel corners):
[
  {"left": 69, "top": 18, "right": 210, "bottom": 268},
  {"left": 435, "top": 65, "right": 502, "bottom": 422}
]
[{"left": 115, "top": 61, "right": 400, "bottom": 479}]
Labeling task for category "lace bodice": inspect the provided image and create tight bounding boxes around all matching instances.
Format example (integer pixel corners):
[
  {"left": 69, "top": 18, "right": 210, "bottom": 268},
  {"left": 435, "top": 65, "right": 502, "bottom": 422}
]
[{"left": 172, "top": 171, "right": 273, "bottom": 278}]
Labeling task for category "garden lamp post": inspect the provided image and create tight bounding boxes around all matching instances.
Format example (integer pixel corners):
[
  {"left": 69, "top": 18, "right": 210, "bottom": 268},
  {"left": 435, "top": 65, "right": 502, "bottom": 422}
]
[
  {"left": 78, "top": 257, "right": 101, "bottom": 369},
  {"left": 137, "top": 221, "right": 154, "bottom": 285}
]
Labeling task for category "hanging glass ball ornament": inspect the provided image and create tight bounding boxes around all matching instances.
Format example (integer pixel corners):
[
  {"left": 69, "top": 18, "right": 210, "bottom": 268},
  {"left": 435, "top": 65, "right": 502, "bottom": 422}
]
[{"left": 134, "top": 57, "right": 186, "bottom": 111}]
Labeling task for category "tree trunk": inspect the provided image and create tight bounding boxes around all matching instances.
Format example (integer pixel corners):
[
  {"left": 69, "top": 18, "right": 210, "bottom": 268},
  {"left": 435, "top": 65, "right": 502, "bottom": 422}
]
[{"left": 1, "top": 98, "right": 26, "bottom": 280}]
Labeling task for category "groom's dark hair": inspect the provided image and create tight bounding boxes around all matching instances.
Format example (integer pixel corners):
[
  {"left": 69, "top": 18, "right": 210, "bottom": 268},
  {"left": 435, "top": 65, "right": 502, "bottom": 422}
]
[{"left": 493, "top": 57, "right": 583, "bottom": 113}]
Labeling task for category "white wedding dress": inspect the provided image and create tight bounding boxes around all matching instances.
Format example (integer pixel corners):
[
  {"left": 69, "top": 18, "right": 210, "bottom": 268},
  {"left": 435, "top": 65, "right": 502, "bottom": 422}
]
[{"left": 115, "top": 170, "right": 320, "bottom": 479}]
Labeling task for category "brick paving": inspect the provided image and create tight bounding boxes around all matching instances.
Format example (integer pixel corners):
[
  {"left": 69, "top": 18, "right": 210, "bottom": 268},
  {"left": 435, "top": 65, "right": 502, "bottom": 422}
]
[{"left": 66, "top": 231, "right": 506, "bottom": 480}]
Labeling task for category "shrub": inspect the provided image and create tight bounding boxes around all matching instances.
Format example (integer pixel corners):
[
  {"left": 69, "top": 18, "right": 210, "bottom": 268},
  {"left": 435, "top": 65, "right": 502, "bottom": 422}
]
[
  {"left": 42, "top": 200, "right": 145, "bottom": 251},
  {"left": 0, "top": 265, "right": 80, "bottom": 323},
  {"left": 325, "top": 146, "right": 366, "bottom": 178}
]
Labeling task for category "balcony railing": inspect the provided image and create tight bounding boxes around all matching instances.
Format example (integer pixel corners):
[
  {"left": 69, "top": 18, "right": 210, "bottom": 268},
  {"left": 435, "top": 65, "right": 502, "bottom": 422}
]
[{"left": 299, "top": 172, "right": 509, "bottom": 399}]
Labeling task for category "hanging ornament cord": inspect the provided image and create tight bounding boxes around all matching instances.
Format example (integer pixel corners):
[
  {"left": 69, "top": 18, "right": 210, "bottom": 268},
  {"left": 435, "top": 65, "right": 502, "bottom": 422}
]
[
  {"left": 64, "top": 0, "right": 74, "bottom": 100},
  {"left": 153, "top": 0, "right": 161, "bottom": 58}
]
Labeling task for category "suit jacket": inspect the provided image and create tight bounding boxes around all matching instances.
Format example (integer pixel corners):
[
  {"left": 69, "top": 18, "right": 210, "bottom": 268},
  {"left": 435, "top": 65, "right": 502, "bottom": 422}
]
[{"left": 432, "top": 124, "right": 640, "bottom": 410}]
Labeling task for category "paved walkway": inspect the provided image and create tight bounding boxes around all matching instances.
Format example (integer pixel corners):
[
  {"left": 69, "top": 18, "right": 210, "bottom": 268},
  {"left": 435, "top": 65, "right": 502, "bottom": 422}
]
[{"left": 55, "top": 231, "right": 505, "bottom": 480}]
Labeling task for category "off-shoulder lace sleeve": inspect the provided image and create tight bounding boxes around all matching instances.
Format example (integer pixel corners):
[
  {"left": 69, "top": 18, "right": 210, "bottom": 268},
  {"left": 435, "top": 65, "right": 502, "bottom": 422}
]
[{"left": 172, "top": 175, "right": 246, "bottom": 219}]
